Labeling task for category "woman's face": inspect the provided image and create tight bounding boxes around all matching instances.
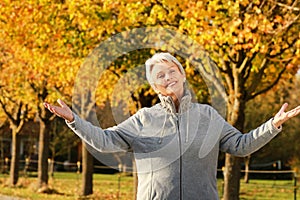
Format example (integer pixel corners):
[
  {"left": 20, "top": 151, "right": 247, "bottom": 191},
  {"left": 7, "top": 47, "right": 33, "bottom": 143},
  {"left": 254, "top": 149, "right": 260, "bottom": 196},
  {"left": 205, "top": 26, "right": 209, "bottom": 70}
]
[{"left": 151, "top": 61, "right": 186, "bottom": 101}]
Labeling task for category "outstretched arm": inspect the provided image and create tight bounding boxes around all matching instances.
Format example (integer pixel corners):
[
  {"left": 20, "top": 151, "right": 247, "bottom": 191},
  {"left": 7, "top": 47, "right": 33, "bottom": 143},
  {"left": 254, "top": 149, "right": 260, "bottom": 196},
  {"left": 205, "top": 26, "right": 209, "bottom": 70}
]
[
  {"left": 43, "top": 99, "right": 139, "bottom": 152},
  {"left": 43, "top": 99, "right": 74, "bottom": 123},
  {"left": 220, "top": 103, "right": 300, "bottom": 156},
  {"left": 272, "top": 103, "right": 300, "bottom": 128}
]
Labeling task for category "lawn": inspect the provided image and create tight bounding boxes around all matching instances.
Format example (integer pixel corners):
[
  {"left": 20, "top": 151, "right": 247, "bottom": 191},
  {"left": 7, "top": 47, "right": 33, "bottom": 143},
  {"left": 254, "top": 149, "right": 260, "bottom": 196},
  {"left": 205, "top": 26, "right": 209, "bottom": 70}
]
[
  {"left": 0, "top": 172, "right": 298, "bottom": 199},
  {"left": 239, "top": 179, "right": 298, "bottom": 200},
  {"left": 0, "top": 172, "right": 134, "bottom": 200}
]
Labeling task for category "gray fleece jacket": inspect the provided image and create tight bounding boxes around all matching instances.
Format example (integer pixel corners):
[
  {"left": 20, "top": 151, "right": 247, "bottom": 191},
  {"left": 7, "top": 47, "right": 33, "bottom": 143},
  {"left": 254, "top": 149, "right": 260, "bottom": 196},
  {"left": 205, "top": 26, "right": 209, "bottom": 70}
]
[{"left": 66, "top": 91, "right": 281, "bottom": 200}]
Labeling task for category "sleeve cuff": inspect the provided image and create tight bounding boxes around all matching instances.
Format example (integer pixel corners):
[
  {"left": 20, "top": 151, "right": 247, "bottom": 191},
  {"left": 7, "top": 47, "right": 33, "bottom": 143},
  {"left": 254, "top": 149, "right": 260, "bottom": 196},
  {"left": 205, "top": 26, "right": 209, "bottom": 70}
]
[
  {"left": 270, "top": 118, "right": 282, "bottom": 132},
  {"left": 65, "top": 113, "right": 76, "bottom": 129}
]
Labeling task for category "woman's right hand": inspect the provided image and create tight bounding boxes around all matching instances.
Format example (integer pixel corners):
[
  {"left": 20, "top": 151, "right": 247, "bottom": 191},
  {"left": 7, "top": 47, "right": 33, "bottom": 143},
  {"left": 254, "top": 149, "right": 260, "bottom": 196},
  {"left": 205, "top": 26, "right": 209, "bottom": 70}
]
[{"left": 44, "top": 99, "right": 74, "bottom": 123}]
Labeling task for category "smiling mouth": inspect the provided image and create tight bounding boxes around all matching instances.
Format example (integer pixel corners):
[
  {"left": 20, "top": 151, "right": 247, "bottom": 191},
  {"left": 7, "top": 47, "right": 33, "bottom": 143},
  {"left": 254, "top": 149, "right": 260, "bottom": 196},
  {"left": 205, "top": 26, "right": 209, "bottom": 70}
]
[{"left": 166, "top": 81, "right": 177, "bottom": 88}]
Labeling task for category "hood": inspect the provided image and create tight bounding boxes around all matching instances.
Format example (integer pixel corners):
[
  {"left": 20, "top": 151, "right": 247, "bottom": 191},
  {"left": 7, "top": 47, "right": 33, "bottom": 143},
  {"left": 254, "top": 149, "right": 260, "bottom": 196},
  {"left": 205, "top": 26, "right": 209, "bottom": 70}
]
[
  {"left": 158, "top": 89, "right": 192, "bottom": 114},
  {"left": 157, "top": 88, "right": 192, "bottom": 143}
]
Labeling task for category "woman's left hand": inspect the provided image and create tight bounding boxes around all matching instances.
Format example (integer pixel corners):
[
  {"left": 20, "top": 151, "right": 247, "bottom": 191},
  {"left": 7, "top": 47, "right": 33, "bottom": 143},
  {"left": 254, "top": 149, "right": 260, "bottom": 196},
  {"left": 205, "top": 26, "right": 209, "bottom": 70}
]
[{"left": 272, "top": 103, "right": 300, "bottom": 128}]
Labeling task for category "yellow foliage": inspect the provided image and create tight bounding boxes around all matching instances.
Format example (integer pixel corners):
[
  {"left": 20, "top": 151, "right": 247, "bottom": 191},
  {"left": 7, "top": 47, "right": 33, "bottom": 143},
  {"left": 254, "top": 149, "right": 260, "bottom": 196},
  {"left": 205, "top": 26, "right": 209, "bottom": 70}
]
[{"left": 0, "top": 0, "right": 299, "bottom": 117}]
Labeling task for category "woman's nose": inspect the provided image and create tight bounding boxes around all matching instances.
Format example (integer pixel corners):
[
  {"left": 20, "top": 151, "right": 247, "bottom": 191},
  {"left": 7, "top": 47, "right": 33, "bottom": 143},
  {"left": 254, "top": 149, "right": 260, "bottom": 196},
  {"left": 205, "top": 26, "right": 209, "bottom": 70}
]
[{"left": 165, "top": 73, "right": 171, "bottom": 81}]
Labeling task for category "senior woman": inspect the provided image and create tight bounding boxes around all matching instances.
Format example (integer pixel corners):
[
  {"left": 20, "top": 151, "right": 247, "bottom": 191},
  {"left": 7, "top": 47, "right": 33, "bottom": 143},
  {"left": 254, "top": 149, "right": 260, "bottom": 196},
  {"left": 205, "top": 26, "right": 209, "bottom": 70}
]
[{"left": 44, "top": 52, "right": 300, "bottom": 200}]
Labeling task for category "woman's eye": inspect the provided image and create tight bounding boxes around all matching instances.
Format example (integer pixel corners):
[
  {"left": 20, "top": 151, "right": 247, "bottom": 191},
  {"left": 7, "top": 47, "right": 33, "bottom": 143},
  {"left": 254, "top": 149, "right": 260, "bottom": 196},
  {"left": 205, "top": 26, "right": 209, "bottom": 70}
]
[{"left": 157, "top": 74, "right": 164, "bottom": 79}]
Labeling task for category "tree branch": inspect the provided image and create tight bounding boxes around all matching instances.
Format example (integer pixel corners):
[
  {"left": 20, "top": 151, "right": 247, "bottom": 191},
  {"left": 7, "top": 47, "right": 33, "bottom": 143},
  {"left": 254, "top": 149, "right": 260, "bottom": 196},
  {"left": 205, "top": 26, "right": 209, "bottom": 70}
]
[
  {"left": 267, "top": 13, "right": 300, "bottom": 35},
  {"left": 245, "top": 58, "right": 269, "bottom": 99},
  {"left": 246, "top": 66, "right": 286, "bottom": 101},
  {"left": 0, "top": 99, "right": 16, "bottom": 125},
  {"left": 193, "top": 55, "right": 228, "bottom": 102},
  {"left": 268, "top": 36, "right": 298, "bottom": 58},
  {"left": 240, "top": 52, "right": 258, "bottom": 78},
  {"left": 270, "top": 0, "right": 300, "bottom": 11}
]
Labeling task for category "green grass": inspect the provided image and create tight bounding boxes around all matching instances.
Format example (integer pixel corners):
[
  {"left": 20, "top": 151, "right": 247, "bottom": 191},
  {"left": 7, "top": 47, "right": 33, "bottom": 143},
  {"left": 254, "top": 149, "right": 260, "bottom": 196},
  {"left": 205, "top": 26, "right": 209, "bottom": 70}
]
[
  {"left": 0, "top": 172, "right": 134, "bottom": 200},
  {"left": 239, "top": 179, "right": 298, "bottom": 200},
  {"left": 0, "top": 172, "right": 299, "bottom": 200},
  {"left": 218, "top": 179, "right": 299, "bottom": 200}
]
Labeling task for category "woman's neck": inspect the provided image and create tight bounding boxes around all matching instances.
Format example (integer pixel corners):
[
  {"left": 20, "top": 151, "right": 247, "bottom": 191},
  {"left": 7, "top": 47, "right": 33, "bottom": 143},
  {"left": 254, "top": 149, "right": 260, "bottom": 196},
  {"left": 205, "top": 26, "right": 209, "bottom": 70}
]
[{"left": 171, "top": 90, "right": 184, "bottom": 112}]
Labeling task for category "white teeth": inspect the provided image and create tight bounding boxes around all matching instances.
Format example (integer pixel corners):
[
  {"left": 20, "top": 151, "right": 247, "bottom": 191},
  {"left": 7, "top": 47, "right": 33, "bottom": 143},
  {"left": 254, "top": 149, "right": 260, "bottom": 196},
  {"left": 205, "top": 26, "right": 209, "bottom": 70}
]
[{"left": 167, "top": 82, "right": 176, "bottom": 87}]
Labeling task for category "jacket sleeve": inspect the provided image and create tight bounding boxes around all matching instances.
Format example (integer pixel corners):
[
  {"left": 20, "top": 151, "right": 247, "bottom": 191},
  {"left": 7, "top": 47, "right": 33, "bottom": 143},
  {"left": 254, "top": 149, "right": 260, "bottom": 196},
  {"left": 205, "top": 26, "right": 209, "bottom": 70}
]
[
  {"left": 66, "top": 110, "right": 143, "bottom": 153},
  {"left": 216, "top": 109, "right": 282, "bottom": 157}
]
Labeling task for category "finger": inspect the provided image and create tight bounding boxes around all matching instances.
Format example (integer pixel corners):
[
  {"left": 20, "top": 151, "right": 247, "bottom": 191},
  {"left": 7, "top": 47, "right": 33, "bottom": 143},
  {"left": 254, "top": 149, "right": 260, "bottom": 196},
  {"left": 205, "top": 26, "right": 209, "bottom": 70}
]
[
  {"left": 43, "top": 102, "right": 49, "bottom": 109},
  {"left": 43, "top": 102, "right": 63, "bottom": 118},
  {"left": 48, "top": 105, "right": 57, "bottom": 113},
  {"left": 286, "top": 105, "right": 300, "bottom": 118},
  {"left": 278, "top": 103, "right": 289, "bottom": 115},
  {"left": 57, "top": 99, "right": 67, "bottom": 108},
  {"left": 43, "top": 102, "right": 53, "bottom": 112}
]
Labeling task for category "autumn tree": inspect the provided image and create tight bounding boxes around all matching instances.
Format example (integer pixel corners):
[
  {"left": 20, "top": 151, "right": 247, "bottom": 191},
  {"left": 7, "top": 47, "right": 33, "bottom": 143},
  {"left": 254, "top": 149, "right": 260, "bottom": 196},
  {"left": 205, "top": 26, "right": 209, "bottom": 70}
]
[
  {"left": 0, "top": 97, "right": 28, "bottom": 187},
  {"left": 178, "top": 0, "right": 300, "bottom": 199},
  {"left": 57, "top": 1, "right": 300, "bottom": 199},
  {"left": 0, "top": 42, "right": 32, "bottom": 186},
  {"left": 89, "top": 1, "right": 300, "bottom": 199},
  {"left": 2, "top": 0, "right": 299, "bottom": 199},
  {"left": 0, "top": 0, "right": 117, "bottom": 195},
  {"left": 0, "top": 0, "right": 79, "bottom": 191}
]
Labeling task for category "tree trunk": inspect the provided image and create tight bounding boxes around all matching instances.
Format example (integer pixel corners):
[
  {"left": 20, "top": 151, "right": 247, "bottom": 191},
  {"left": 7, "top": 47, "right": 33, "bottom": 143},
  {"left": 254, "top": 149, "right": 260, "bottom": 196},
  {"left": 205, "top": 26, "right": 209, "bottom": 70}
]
[
  {"left": 223, "top": 97, "right": 246, "bottom": 200},
  {"left": 244, "top": 155, "right": 251, "bottom": 183},
  {"left": 223, "top": 155, "right": 242, "bottom": 200},
  {"left": 37, "top": 120, "right": 49, "bottom": 191},
  {"left": 10, "top": 129, "right": 20, "bottom": 186},
  {"left": 81, "top": 142, "right": 93, "bottom": 196}
]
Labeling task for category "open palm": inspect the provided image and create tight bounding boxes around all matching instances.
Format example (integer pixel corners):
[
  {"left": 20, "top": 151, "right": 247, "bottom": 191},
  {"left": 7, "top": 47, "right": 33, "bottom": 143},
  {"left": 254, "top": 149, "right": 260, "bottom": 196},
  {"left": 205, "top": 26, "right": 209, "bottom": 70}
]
[
  {"left": 44, "top": 99, "right": 74, "bottom": 122},
  {"left": 272, "top": 103, "right": 300, "bottom": 128}
]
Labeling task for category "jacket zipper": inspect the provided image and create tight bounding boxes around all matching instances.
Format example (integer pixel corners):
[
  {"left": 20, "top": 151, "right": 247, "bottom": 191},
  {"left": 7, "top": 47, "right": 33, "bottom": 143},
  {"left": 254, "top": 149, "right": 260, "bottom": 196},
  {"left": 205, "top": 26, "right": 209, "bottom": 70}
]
[{"left": 176, "top": 116, "right": 183, "bottom": 200}]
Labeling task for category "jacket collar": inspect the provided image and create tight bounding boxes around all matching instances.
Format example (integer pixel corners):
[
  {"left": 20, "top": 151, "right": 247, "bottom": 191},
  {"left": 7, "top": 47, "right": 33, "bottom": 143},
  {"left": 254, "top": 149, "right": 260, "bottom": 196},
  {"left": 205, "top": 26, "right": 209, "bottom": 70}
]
[{"left": 158, "top": 89, "right": 192, "bottom": 114}]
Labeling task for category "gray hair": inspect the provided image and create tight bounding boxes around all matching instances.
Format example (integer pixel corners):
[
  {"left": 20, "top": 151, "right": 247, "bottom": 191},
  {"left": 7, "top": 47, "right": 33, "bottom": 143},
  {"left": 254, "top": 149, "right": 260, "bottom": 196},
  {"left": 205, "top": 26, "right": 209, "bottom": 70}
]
[{"left": 145, "top": 52, "right": 186, "bottom": 85}]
